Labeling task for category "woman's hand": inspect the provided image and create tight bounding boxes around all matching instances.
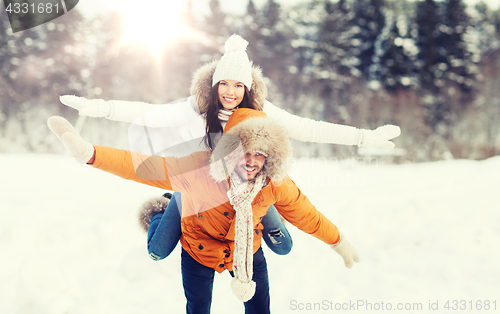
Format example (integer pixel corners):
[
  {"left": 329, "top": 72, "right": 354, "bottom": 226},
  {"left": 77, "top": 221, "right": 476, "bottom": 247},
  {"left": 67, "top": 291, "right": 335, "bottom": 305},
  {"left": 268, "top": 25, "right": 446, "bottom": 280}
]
[
  {"left": 59, "top": 95, "right": 111, "bottom": 118},
  {"left": 358, "top": 125, "right": 401, "bottom": 148}
]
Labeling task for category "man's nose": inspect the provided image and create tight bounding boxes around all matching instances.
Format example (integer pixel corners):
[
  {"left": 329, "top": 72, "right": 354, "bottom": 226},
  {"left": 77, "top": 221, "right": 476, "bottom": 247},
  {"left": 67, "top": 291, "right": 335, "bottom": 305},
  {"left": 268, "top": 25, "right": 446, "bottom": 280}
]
[{"left": 245, "top": 155, "right": 256, "bottom": 165}]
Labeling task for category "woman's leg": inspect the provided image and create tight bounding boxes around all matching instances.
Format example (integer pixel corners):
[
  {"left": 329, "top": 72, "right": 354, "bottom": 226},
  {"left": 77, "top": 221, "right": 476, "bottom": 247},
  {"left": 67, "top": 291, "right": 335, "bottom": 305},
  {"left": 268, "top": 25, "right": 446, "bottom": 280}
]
[
  {"left": 147, "top": 192, "right": 182, "bottom": 260},
  {"left": 181, "top": 248, "right": 215, "bottom": 314},
  {"left": 261, "top": 205, "right": 293, "bottom": 255}
]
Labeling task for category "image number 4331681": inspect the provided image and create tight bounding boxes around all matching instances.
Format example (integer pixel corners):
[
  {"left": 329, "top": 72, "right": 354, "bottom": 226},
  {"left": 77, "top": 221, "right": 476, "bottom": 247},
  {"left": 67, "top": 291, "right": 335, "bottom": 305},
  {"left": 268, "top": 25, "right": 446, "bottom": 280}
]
[{"left": 3, "top": 0, "right": 79, "bottom": 33}]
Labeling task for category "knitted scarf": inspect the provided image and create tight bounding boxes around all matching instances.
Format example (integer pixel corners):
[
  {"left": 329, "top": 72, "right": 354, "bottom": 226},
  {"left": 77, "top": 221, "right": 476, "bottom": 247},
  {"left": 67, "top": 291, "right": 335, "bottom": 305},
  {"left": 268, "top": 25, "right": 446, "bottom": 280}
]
[
  {"left": 218, "top": 108, "right": 235, "bottom": 122},
  {"left": 226, "top": 170, "right": 266, "bottom": 302}
]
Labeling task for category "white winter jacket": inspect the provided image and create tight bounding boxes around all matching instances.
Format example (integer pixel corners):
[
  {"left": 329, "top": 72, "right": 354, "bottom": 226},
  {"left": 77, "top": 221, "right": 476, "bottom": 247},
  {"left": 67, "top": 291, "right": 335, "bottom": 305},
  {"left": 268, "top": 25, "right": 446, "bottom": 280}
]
[{"left": 108, "top": 61, "right": 362, "bottom": 155}]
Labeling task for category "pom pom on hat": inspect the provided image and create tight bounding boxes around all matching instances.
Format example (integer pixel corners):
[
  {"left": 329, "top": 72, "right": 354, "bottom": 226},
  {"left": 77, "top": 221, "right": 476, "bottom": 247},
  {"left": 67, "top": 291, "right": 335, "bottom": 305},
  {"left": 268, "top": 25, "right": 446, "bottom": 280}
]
[
  {"left": 231, "top": 277, "right": 256, "bottom": 302},
  {"left": 212, "top": 34, "right": 253, "bottom": 90},
  {"left": 225, "top": 34, "right": 249, "bottom": 52}
]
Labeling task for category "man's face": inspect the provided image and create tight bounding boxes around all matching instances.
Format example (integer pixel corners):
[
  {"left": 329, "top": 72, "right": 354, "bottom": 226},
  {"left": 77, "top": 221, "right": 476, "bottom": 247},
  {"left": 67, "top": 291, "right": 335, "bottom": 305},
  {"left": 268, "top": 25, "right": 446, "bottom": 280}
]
[{"left": 234, "top": 151, "right": 266, "bottom": 181}]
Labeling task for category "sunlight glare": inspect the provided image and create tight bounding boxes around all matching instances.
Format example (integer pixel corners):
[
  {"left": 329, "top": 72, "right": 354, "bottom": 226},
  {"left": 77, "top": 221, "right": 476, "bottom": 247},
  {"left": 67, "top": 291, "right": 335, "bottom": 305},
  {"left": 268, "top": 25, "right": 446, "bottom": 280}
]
[{"left": 117, "top": 0, "right": 192, "bottom": 57}]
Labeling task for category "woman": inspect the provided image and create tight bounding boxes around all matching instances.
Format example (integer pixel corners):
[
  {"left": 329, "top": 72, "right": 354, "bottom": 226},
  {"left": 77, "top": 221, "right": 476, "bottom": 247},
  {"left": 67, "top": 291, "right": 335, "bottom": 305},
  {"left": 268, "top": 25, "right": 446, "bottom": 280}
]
[{"left": 59, "top": 34, "right": 400, "bottom": 261}]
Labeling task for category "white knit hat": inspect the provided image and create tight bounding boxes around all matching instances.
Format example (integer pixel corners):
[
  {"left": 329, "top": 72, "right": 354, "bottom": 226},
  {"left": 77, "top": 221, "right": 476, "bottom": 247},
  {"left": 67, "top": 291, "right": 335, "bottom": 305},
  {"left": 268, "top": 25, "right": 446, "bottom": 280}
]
[{"left": 212, "top": 34, "right": 253, "bottom": 90}]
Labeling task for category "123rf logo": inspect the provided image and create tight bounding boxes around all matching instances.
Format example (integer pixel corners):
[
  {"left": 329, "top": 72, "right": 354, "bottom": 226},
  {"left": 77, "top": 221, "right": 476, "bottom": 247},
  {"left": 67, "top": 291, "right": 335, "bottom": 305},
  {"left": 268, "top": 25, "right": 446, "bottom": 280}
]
[{"left": 3, "top": 0, "right": 79, "bottom": 33}]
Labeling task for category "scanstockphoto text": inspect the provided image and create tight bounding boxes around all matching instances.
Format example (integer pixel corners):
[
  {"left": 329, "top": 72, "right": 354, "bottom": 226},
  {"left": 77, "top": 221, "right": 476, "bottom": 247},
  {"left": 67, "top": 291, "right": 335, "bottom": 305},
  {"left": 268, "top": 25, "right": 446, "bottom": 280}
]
[
  {"left": 289, "top": 154, "right": 379, "bottom": 188},
  {"left": 248, "top": 154, "right": 378, "bottom": 188},
  {"left": 294, "top": 153, "right": 380, "bottom": 171},
  {"left": 127, "top": 124, "right": 380, "bottom": 189},
  {"left": 131, "top": 154, "right": 379, "bottom": 188},
  {"left": 289, "top": 299, "right": 498, "bottom": 311}
]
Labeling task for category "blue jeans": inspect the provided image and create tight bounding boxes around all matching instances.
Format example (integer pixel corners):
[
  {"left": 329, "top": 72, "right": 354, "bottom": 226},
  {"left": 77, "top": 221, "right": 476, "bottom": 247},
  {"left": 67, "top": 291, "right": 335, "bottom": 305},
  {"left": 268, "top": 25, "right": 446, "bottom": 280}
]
[
  {"left": 181, "top": 247, "right": 270, "bottom": 314},
  {"left": 261, "top": 205, "right": 292, "bottom": 255},
  {"left": 147, "top": 192, "right": 292, "bottom": 260},
  {"left": 147, "top": 193, "right": 182, "bottom": 260}
]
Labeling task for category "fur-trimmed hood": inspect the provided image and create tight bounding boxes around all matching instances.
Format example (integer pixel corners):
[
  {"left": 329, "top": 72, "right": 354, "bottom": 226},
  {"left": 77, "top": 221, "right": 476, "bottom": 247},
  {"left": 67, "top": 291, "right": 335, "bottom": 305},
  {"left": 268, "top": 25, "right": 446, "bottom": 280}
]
[
  {"left": 138, "top": 196, "right": 170, "bottom": 232},
  {"left": 209, "top": 108, "right": 292, "bottom": 184},
  {"left": 189, "top": 60, "right": 268, "bottom": 114}
]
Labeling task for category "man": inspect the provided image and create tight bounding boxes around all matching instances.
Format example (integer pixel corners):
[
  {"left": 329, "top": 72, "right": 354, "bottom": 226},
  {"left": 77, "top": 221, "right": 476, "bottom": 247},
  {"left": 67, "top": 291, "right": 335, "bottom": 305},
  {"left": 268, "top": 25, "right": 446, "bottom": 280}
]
[{"left": 48, "top": 108, "right": 360, "bottom": 314}]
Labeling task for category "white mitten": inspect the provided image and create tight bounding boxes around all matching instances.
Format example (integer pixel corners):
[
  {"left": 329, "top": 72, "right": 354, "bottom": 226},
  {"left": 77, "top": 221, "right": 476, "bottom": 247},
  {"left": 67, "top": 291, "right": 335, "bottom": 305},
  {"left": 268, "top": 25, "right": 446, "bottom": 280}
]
[
  {"left": 47, "top": 116, "right": 95, "bottom": 164},
  {"left": 59, "top": 95, "right": 112, "bottom": 118},
  {"left": 358, "top": 125, "right": 401, "bottom": 148},
  {"left": 331, "top": 234, "right": 360, "bottom": 268}
]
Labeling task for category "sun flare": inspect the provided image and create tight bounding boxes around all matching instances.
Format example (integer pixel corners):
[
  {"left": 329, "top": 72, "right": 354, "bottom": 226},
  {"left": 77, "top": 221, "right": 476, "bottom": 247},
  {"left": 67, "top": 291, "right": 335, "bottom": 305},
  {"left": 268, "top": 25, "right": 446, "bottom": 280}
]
[{"left": 116, "top": 0, "right": 192, "bottom": 57}]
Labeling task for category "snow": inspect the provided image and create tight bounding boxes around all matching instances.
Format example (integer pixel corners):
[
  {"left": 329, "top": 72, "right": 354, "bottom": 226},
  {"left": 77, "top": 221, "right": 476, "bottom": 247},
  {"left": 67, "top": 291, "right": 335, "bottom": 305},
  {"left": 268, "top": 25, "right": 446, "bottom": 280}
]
[{"left": 1, "top": 153, "right": 500, "bottom": 313}]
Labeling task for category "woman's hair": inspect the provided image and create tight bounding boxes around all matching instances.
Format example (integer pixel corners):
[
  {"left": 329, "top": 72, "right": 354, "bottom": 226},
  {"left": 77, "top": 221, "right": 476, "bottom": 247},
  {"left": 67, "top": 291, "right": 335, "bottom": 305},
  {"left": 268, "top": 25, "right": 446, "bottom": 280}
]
[{"left": 203, "top": 82, "right": 254, "bottom": 150}]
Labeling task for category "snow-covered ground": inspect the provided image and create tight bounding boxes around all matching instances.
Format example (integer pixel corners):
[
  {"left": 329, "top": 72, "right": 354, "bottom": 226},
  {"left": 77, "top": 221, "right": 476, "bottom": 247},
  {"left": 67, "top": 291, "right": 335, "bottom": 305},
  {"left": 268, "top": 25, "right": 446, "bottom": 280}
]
[{"left": 1, "top": 153, "right": 499, "bottom": 313}]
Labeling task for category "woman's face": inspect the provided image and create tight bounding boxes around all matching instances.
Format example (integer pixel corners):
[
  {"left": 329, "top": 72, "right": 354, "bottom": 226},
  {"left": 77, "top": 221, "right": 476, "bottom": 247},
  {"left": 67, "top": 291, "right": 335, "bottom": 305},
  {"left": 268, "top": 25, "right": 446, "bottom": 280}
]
[{"left": 218, "top": 79, "right": 246, "bottom": 110}]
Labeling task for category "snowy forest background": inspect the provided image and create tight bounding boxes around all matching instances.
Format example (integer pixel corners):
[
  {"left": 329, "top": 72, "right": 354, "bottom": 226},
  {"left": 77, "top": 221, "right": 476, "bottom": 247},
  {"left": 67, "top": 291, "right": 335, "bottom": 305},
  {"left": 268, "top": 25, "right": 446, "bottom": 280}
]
[{"left": 2, "top": 0, "right": 500, "bottom": 162}]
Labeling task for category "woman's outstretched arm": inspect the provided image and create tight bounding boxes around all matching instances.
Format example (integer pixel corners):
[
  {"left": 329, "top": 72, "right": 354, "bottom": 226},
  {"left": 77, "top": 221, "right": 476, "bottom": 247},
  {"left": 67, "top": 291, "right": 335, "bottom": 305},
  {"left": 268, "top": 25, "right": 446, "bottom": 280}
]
[{"left": 263, "top": 100, "right": 400, "bottom": 148}]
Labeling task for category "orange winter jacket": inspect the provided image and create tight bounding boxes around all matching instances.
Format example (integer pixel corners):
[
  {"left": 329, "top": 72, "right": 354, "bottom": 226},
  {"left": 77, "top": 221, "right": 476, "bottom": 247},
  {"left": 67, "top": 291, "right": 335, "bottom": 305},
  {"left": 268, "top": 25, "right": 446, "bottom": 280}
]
[{"left": 91, "top": 145, "right": 340, "bottom": 272}]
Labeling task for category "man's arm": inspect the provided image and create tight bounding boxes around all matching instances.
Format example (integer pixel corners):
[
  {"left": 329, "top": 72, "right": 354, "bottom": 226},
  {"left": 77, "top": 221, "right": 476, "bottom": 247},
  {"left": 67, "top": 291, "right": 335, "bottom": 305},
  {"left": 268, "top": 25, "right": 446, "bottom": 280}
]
[
  {"left": 272, "top": 176, "right": 360, "bottom": 268},
  {"left": 91, "top": 145, "right": 173, "bottom": 190},
  {"left": 47, "top": 116, "right": 207, "bottom": 193},
  {"left": 272, "top": 176, "right": 340, "bottom": 245}
]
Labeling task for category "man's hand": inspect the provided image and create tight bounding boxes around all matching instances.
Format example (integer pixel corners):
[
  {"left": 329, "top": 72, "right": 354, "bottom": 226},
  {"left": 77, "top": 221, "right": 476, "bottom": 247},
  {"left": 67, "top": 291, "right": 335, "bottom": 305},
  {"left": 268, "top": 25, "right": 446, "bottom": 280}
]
[
  {"left": 331, "top": 234, "right": 360, "bottom": 268},
  {"left": 47, "top": 116, "right": 94, "bottom": 164}
]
